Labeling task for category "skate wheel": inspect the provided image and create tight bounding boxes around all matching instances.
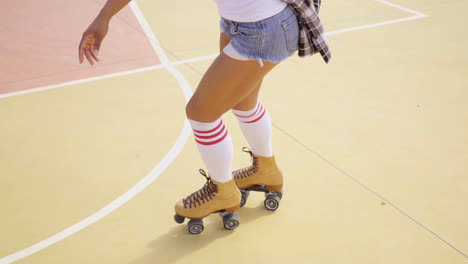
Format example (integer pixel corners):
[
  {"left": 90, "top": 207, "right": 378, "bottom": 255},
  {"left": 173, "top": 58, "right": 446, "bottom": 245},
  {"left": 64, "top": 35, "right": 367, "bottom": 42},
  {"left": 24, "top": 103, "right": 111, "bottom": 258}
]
[
  {"left": 174, "top": 214, "right": 185, "bottom": 224},
  {"left": 240, "top": 190, "right": 250, "bottom": 207},
  {"left": 188, "top": 219, "right": 204, "bottom": 234},
  {"left": 264, "top": 194, "right": 281, "bottom": 211},
  {"left": 277, "top": 189, "right": 284, "bottom": 200},
  {"left": 223, "top": 213, "right": 240, "bottom": 230}
]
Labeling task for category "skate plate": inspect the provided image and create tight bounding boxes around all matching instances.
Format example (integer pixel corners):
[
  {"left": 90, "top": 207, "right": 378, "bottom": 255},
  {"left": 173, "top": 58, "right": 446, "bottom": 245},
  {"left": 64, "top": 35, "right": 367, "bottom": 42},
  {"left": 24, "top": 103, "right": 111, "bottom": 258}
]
[{"left": 240, "top": 185, "right": 284, "bottom": 210}]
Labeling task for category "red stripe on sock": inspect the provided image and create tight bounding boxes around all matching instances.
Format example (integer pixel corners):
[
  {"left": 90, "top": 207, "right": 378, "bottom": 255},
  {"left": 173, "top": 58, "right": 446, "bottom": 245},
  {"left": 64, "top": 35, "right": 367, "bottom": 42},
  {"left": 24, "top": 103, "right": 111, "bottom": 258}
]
[
  {"left": 195, "top": 129, "right": 228, "bottom": 146},
  {"left": 194, "top": 124, "right": 226, "bottom": 140},
  {"left": 192, "top": 120, "right": 223, "bottom": 134},
  {"left": 234, "top": 102, "right": 261, "bottom": 119},
  {"left": 243, "top": 106, "right": 266, "bottom": 124}
]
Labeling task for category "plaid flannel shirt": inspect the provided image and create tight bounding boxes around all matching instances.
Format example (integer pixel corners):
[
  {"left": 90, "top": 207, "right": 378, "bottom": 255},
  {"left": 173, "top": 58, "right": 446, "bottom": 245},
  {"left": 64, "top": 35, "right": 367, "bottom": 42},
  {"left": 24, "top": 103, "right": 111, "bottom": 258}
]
[{"left": 281, "top": 0, "right": 331, "bottom": 63}]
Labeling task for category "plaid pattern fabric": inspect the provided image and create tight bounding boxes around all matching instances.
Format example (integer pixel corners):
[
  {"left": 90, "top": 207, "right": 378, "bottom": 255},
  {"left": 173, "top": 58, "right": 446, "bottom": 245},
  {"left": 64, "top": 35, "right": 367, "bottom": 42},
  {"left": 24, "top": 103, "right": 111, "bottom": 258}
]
[{"left": 282, "top": 0, "right": 331, "bottom": 63}]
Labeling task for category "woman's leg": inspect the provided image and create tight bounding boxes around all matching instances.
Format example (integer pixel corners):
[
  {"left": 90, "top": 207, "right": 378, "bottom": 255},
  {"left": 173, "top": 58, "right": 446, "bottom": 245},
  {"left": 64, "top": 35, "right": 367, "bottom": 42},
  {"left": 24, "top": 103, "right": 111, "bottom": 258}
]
[
  {"left": 220, "top": 31, "right": 273, "bottom": 157},
  {"left": 174, "top": 33, "right": 283, "bottom": 224},
  {"left": 185, "top": 33, "right": 278, "bottom": 184},
  {"left": 221, "top": 32, "right": 263, "bottom": 112},
  {"left": 186, "top": 42, "right": 277, "bottom": 122}
]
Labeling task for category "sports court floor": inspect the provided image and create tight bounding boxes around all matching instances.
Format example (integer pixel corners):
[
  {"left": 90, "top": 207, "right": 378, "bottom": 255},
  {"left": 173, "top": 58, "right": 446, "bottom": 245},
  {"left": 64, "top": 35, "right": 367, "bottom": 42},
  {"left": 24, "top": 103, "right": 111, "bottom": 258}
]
[{"left": 1, "top": 0, "right": 467, "bottom": 263}]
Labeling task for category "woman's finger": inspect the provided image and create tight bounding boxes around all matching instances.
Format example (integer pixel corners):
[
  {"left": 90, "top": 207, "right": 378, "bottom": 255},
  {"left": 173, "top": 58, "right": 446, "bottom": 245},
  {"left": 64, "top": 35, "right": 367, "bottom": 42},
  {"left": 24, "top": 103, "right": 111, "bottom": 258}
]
[
  {"left": 78, "top": 35, "right": 88, "bottom": 64},
  {"left": 93, "top": 35, "right": 103, "bottom": 57},
  {"left": 79, "top": 46, "right": 84, "bottom": 64},
  {"left": 84, "top": 45, "right": 95, "bottom": 65},
  {"left": 90, "top": 45, "right": 100, "bottom": 62}
]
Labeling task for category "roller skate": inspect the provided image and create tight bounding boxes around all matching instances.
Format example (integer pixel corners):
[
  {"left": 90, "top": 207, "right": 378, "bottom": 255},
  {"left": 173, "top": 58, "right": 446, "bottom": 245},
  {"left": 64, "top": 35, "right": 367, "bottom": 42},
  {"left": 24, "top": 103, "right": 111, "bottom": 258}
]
[
  {"left": 233, "top": 148, "right": 284, "bottom": 211},
  {"left": 173, "top": 169, "right": 242, "bottom": 234}
]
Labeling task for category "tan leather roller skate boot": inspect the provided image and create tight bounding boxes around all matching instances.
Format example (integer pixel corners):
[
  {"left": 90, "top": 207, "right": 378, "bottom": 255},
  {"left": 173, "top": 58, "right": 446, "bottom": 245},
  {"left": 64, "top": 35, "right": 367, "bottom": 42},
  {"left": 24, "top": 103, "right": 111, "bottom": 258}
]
[
  {"left": 174, "top": 169, "right": 242, "bottom": 234},
  {"left": 233, "top": 148, "right": 284, "bottom": 211}
]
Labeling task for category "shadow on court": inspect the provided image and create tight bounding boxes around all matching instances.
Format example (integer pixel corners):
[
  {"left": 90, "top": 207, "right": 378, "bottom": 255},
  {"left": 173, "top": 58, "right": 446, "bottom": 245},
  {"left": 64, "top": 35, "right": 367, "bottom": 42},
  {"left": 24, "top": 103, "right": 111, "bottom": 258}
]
[{"left": 131, "top": 204, "right": 274, "bottom": 264}]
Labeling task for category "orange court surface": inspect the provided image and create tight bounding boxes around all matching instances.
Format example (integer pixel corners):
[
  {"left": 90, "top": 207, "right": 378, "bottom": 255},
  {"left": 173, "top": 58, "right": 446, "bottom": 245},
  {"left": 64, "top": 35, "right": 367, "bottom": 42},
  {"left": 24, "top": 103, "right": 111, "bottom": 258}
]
[{"left": 1, "top": 0, "right": 468, "bottom": 263}]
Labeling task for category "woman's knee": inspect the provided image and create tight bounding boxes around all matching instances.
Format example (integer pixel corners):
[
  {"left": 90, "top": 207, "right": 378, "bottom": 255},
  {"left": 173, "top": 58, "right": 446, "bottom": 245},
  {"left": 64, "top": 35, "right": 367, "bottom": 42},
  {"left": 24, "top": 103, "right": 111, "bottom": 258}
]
[
  {"left": 185, "top": 98, "right": 200, "bottom": 120},
  {"left": 185, "top": 97, "right": 221, "bottom": 122}
]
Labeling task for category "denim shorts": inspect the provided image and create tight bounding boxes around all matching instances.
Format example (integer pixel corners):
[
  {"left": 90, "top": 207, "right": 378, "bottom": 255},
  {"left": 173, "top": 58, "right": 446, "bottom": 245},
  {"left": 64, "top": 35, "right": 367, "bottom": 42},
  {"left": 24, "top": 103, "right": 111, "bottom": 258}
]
[{"left": 220, "top": 5, "right": 299, "bottom": 66}]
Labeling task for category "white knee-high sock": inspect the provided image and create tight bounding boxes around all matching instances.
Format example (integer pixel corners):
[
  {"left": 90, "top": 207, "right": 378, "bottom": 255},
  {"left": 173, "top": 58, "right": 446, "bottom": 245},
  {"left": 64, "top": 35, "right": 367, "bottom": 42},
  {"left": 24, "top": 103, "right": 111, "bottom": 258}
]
[
  {"left": 189, "top": 118, "right": 233, "bottom": 183},
  {"left": 232, "top": 101, "right": 273, "bottom": 157}
]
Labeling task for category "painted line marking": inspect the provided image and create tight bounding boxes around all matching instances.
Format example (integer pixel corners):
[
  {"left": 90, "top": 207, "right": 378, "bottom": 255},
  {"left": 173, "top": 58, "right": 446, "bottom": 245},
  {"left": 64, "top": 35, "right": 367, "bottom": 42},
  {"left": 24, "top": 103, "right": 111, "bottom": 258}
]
[
  {"left": 0, "top": 64, "right": 164, "bottom": 99},
  {"left": 327, "top": 0, "right": 427, "bottom": 36},
  {"left": 0, "top": 2, "right": 193, "bottom": 264},
  {"left": 376, "top": 0, "right": 427, "bottom": 17},
  {"left": 326, "top": 15, "right": 426, "bottom": 36},
  {"left": 0, "top": 0, "right": 428, "bottom": 263},
  {"left": 0, "top": 56, "right": 217, "bottom": 100}
]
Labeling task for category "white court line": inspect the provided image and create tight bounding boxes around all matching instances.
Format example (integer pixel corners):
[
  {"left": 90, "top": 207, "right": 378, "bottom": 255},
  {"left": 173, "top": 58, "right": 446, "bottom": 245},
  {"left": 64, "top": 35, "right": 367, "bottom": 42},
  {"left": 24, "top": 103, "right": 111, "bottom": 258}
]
[
  {"left": 173, "top": 54, "right": 219, "bottom": 65},
  {"left": 0, "top": 56, "right": 218, "bottom": 100},
  {"left": 376, "top": 0, "right": 427, "bottom": 17},
  {"left": 0, "top": 64, "right": 164, "bottom": 100},
  {"left": 0, "top": 2, "right": 193, "bottom": 264},
  {"left": 327, "top": 0, "right": 427, "bottom": 36},
  {"left": 326, "top": 16, "right": 426, "bottom": 36},
  {"left": 0, "top": 0, "right": 428, "bottom": 263}
]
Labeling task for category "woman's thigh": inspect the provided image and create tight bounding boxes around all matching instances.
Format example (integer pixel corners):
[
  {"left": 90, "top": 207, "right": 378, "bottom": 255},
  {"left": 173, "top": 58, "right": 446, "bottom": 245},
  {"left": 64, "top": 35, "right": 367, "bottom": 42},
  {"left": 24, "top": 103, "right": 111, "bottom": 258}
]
[
  {"left": 220, "top": 32, "right": 231, "bottom": 53},
  {"left": 186, "top": 50, "right": 277, "bottom": 122},
  {"left": 220, "top": 32, "right": 263, "bottom": 111}
]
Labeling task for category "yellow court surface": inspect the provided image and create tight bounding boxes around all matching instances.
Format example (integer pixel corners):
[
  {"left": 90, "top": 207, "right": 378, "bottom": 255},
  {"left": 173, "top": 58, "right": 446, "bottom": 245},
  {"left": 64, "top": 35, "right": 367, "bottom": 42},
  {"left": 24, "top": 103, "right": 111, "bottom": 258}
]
[{"left": 1, "top": 0, "right": 467, "bottom": 263}]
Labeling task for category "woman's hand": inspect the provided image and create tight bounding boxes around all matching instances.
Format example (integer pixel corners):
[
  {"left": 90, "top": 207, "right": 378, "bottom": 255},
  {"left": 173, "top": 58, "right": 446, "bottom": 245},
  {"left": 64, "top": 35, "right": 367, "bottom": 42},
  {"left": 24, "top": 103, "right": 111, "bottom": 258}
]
[{"left": 78, "top": 17, "right": 110, "bottom": 65}]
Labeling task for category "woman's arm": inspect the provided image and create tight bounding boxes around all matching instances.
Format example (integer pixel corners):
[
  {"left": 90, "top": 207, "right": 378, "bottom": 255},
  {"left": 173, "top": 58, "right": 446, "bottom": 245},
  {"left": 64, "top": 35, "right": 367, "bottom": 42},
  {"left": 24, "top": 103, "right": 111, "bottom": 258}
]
[
  {"left": 78, "top": 0, "right": 132, "bottom": 65},
  {"left": 98, "top": 0, "right": 132, "bottom": 20}
]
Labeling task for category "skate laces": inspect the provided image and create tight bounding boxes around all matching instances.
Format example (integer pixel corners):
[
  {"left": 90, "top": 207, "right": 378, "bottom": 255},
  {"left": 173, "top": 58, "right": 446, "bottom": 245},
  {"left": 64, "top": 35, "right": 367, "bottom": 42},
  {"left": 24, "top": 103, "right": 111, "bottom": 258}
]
[
  {"left": 233, "top": 147, "right": 258, "bottom": 179},
  {"left": 183, "top": 169, "right": 218, "bottom": 209}
]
